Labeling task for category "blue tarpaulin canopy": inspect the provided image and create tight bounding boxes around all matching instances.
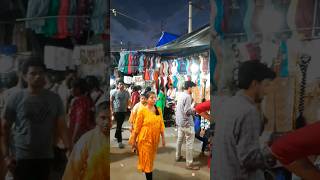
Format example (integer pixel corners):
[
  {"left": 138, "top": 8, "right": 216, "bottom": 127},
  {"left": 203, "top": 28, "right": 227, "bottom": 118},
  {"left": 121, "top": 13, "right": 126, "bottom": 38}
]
[
  {"left": 156, "top": 32, "right": 179, "bottom": 47},
  {"left": 142, "top": 24, "right": 210, "bottom": 57}
]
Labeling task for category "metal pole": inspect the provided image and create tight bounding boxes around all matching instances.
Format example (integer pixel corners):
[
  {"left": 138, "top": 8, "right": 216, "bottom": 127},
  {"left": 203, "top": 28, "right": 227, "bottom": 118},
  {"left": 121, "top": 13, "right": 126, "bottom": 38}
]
[{"left": 188, "top": 0, "right": 192, "bottom": 33}]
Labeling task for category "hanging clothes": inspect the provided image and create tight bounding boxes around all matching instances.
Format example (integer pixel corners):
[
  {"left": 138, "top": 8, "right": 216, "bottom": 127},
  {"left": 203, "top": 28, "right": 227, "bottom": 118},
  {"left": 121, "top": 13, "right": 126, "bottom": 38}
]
[
  {"left": 214, "top": 0, "right": 224, "bottom": 37},
  {"left": 279, "top": 40, "right": 289, "bottom": 77},
  {"left": 223, "top": 0, "right": 247, "bottom": 34},
  {"left": 287, "top": 0, "right": 299, "bottom": 38},
  {"left": 25, "top": 0, "right": 51, "bottom": 34},
  {"left": 244, "top": 0, "right": 254, "bottom": 41},
  {"left": 72, "top": 44, "right": 105, "bottom": 76},
  {"left": 90, "top": 0, "right": 108, "bottom": 34},
  {"left": 139, "top": 54, "right": 145, "bottom": 72},
  {"left": 272, "top": 0, "right": 290, "bottom": 37},
  {"left": 118, "top": 52, "right": 126, "bottom": 73},
  {"left": 178, "top": 59, "right": 188, "bottom": 75},
  {"left": 123, "top": 53, "right": 129, "bottom": 74},
  {"left": 12, "top": 23, "right": 28, "bottom": 52},
  {"left": 42, "top": 0, "right": 60, "bottom": 37},
  {"left": 144, "top": 70, "right": 150, "bottom": 81},
  {"left": 56, "top": 0, "right": 70, "bottom": 39},
  {"left": 127, "top": 52, "right": 133, "bottom": 75},
  {"left": 74, "top": 0, "right": 88, "bottom": 41},
  {"left": 201, "top": 56, "right": 209, "bottom": 73},
  {"left": 295, "top": 0, "right": 315, "bottom": 38},
  {"left": 45, "top": 46, "right": 73, "bottom": 71},
  {"left": 68, "top": 0, "right": 77, "bottom": 34},
  {"left": 251, "top": 0, "right": 264, "bottom": 33}
]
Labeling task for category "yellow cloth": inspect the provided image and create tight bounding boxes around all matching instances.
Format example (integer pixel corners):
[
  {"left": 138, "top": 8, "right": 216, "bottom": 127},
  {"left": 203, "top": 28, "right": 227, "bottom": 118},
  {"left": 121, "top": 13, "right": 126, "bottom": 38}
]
[
  {"left": 62, "top": 127, "right": 109, "bottom": 180},
  {"left": 129, "top": 102, "right": 145, "bottom": 144},
  {"left": 130, "top": 106, "right": 165, "bottom": 173},
  {"left": 129, "top": 102, "right": 144, "bottom": 125}
]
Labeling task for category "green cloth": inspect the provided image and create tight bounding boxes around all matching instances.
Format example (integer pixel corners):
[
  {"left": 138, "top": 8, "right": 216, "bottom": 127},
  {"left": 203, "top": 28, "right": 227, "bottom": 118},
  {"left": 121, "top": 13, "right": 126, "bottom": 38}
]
[
  {"left": 156, "top": 91, "right": 166, "bottom": 115},
  {"left": 42, "top": 0, "right": 59, "bottom": 37}
]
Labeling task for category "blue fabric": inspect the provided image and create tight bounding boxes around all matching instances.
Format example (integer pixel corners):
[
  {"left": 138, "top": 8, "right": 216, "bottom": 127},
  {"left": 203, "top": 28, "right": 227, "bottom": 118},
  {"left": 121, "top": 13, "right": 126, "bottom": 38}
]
[
  {"left": 244, "top": 0, "right": 254, "bottom": 41},
  {"left": 26, "top": 0, "right": 51, "bottom": 34},
  {"left": 0, "top": 45, "right": 17, "bottom": 55},
  {"left": 214, "top": 0, "right": 224, "bottom": 37},
  {"left": 173, "top": 76, "right": 178, "bottom": 89},
  {"left": 194, "top": 115, "right": 201, "bottom": 133},
  {"left": 224, "top": 0, "right": 247, "bottom": 34},
  {"left": 280, "top": 40, "right": 289, "bottom": 77},
  {"left": 156, "top": 32, "right": 179, "bottom": 47}
]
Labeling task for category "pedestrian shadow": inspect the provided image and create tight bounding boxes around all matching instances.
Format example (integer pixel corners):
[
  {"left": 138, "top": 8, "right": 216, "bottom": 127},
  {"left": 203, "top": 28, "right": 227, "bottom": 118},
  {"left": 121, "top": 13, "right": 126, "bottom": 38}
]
[
  {"left": 153, "top": 169, "right": 206, "bottom": 180},
  {"left": 194, "top": 154, "right": 210, "bottom": 167},
  {"left": 157, "top": 146, "right": 175, "bottom": 154},
  {"left": 110, "top": 150, "right": 135, "bottom": 163}
]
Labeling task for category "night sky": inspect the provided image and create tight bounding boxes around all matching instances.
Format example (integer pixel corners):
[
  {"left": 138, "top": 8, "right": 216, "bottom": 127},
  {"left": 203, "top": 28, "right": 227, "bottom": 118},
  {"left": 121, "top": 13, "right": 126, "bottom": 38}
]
[{"left": 110, "top": 0, "right": 210, "bottom": 50}]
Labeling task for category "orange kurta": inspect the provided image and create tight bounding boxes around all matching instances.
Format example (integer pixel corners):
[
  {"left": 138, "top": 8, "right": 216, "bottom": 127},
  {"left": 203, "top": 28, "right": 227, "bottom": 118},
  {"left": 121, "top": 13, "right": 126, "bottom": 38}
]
[
  {"left": 132, "top": 106, "right": 165, "bottom": 173},
  {"left": 128, "top": 102, "right": 144, "bottom": 143}
]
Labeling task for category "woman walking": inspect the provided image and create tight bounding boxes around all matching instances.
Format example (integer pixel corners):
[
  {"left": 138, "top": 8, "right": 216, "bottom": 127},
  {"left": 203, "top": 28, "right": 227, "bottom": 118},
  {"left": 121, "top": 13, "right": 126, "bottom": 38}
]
[
  {"left": 129, "top": 91, "right": 166, "bottom": 180},
  {"left": 69, "top": 79, "right": 95, "bottom": 144}
]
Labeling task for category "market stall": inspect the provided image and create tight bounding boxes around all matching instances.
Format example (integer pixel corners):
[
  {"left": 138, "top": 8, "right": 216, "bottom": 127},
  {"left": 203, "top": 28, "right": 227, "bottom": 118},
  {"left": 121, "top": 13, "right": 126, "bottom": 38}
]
[{"left": 112, "top": 25, "right": 211, "bottom": 103}]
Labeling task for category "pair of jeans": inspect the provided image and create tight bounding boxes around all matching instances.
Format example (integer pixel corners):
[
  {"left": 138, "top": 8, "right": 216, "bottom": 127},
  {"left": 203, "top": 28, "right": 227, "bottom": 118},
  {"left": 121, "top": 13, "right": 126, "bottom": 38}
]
[
  {"left": 14, "top": 159, "right": 52, "bottom": 180},
  {"left": 114, "top": 112, "right": 126, "bottom": 143},
  {"left": 176, "top": 126, "right": 195, "bottom": 166},
  {"left": 195, "top": 132, "right": 209, "bottom": 153}
]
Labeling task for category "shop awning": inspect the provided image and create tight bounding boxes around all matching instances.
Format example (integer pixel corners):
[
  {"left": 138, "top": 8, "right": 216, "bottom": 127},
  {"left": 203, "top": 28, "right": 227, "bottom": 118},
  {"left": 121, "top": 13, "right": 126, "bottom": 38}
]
[
  {"left": 156, "top": 32, "right": 179, "bottom": 47},
  {"left": 142, "top": 24, "right": 210, "bottom": 57}
]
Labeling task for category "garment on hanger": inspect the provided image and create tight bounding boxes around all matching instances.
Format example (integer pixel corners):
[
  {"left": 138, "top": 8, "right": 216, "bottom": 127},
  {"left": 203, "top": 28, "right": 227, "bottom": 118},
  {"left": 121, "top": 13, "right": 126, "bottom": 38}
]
[
  {"left": 118, "top": 51, "right": 126, "bottom": 73},
  {"left": 251, "top": 0, "right": 264, "bottom": 33},
  {"left": 295, "top": 0, "right": 315, "bottom": 38},
  {"left": 12, "top": 23, "right": 28, "bottom": 52},
  {"left": 127, "top": 52, "right": 133, "bottom": 75},
  {"left": 56, "top": 0, "right": 70, "bottom": 39},
  {"left": 25, "top": 0, "right": 51, "bottom": 33},
  {"left": 74, "top": 0, "right": 88, "bottom": 40},
  {"left": 223, "top": 0, "right": 247, "bottom": 34},
  {"left": 144, "top": 69, "right": 150, "bottom": 81},
  {"left": 42, "top": 0, "right": 60, "bottom": 37},
  {"left": 90, "top": 0, "right": 108, "bottom": 34},
  {"left": 139, "top": 54, "right": 145, "bottom": 72},
  {"left": 68, "top": 0, "right": 77, "bottom": 33},
  {"left": 178, "top": 59, "right": 187, "bottom": 75}
]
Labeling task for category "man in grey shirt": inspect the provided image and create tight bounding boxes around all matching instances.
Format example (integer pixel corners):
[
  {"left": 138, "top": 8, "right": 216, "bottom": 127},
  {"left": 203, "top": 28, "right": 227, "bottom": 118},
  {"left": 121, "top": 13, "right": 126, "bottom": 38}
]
[
  {"left": 110, "top": 80, "right": 131, "bottom": 148},
  {"left": 211, "top": 61, "right": 277, "bottom": 180},
  {"left": 175, "top": 81, "right": 200, "bottom": 170},
  {"left": 1, "top": 59, "right": 71, "bottom": 180}
]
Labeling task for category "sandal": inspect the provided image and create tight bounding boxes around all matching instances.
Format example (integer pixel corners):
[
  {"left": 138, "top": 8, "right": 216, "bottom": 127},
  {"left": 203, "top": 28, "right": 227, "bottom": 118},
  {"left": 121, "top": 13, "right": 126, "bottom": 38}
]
[{"left": 186, "top": 165, "right": 200, "bottom": 170}]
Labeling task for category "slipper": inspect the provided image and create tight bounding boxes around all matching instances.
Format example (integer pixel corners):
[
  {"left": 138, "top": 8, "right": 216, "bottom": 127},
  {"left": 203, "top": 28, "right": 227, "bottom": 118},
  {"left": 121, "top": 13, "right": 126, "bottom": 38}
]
[{"left": 186, "top": 165, "right": 200, "bottom": 170}]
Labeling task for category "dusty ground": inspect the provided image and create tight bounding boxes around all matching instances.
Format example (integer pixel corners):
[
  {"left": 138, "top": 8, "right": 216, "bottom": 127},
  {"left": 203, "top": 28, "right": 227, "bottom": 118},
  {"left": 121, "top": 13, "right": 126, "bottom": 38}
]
[{"left": 110, "top": 120, "right": 211, "bottom": 180}]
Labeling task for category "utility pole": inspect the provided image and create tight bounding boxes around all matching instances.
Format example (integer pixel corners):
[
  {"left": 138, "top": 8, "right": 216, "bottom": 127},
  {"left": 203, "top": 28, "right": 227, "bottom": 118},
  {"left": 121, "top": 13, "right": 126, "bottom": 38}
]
[{"left": 188, "top": 0, "right": 192, "bottom": 33}]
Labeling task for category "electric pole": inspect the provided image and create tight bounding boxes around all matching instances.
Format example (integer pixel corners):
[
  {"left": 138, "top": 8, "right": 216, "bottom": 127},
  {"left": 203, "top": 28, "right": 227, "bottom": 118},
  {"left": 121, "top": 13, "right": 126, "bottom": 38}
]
[{"left": 188, "top": 0, "right": 193, "bottom": 33}]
